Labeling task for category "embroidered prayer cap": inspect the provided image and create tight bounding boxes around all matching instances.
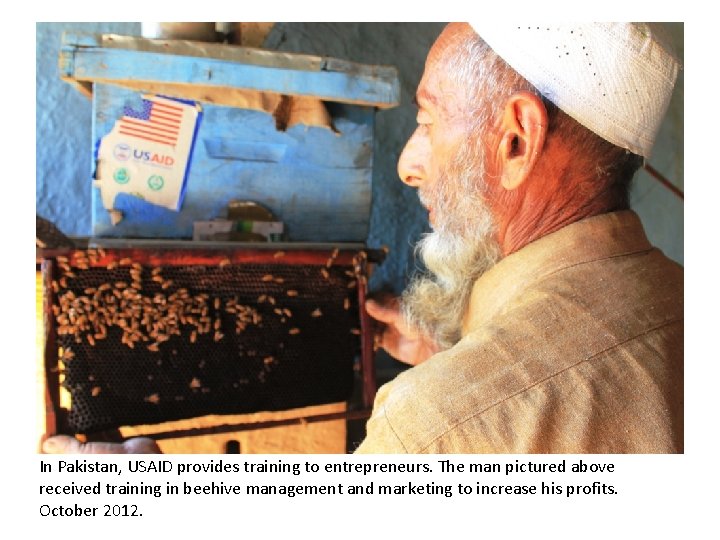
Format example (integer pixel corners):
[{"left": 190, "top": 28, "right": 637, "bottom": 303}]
[{"left": 468, "top": 23, "right": 680, "bottom": 157}]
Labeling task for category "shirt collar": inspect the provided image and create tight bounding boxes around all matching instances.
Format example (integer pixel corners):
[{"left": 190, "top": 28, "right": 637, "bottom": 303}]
[{"left": 461, "top": 210, "right": 653, "bottom": 336}]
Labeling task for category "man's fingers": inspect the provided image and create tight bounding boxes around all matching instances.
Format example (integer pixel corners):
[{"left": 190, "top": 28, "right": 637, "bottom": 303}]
[
  {"left": 43, "top": 435, "right": 93, "bottom": 454},
  {"left": 122, "top": 437, "right": 162, "bottom": 454},
  {"left": 42, "top": 435, "right": 161, "bottom": 454}
]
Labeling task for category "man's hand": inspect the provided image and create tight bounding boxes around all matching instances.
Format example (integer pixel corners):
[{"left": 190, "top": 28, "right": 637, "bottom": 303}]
[
  {"left": 365, "top": 295, "right": 440, "bottom": 366},
  {"left": 42, "top": 435, "right": 162, "bottom": 454}
]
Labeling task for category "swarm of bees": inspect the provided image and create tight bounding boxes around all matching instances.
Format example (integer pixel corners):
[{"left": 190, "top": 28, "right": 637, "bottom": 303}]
[
  {"left": 51, "top": 251, "right": 266, "bottom": 352},
  {"left": 51, "top": 247, "right": 372, "bottom": 355},
  {"left": 50, "top": 248, "right": 378, "bottom": 409}
]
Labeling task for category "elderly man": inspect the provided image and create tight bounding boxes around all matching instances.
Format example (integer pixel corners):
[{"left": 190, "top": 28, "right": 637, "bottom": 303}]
[
  {"left": 43, "top": 22, "right": 682, "bottom": 455},
  {"left": 357, "top": 22, "right": 682, "bottom": 453}
]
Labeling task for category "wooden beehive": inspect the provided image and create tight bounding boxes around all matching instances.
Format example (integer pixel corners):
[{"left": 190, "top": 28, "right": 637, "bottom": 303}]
[{"left": 59, "top": 32, "right": 400, "bottom": 242}]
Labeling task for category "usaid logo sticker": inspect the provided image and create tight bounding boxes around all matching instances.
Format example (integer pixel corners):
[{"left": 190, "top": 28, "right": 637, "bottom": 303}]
[{"left": 113, "top": 143, "right": 131, "bottom": 161}]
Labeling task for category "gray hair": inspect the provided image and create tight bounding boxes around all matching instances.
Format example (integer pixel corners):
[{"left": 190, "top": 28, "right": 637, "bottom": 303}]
[{"left": 443, "top": 27, "right": 641, "bottom": 210}]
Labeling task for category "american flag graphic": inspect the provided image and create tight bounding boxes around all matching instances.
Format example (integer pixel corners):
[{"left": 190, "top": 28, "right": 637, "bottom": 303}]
[{"left": 119, "top": 97, "right": 184, "bottom": 146}]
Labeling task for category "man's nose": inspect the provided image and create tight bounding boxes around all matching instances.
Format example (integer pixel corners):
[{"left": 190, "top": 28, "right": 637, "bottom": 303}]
[{"left": 397, "top": 130, "right": 428, "bottom": 188}]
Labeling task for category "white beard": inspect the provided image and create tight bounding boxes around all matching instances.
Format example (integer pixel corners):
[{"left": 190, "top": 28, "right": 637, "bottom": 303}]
[{"left": 400, "top": 140, "right": 501, "bottom": 350}]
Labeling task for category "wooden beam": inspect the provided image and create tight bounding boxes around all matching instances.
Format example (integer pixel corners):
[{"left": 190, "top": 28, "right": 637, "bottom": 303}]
[{"left": 60, "top": 32, "right": 400, "bottom": 108}]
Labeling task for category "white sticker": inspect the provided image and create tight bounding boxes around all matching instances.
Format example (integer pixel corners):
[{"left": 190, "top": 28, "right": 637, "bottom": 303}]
[{"left": 96, "top": 94, "right": 201, "bottom": 211}]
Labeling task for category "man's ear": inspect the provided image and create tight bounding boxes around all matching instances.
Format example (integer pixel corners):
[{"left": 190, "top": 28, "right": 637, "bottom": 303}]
[{"left": 496, "top": 91, "right": 548, "bottom": 190}]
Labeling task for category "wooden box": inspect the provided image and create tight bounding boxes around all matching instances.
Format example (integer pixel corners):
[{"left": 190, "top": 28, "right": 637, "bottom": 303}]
[{"left": 59, "top": 33, "right": 400, "bottom": 242}]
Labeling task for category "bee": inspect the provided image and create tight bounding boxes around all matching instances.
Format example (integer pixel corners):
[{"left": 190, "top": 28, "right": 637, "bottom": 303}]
[
  {"left": 350, "top": 328, "right": 361, "bottom": 335},
  {"left": 288, "top": 328, "right": 301, "bottom": 335},
  {"left": 214, "top": 297, "right": 220, "bottom": 310},
  {"left": 106, "top": 261, "right": 119, "bottom": 271},
  {"left": 219, "top": 258, "right": 231, "bottom": 268},
  {"left": 87, "top": 334, "right": 96, "bottom": 346},
  {"left": 119, "top": 258, "right": 132, "bottom": 266},
  {"left": 147, "top": 343, "right": 160, "bottom": 352},
  {"left": 347, "top": 280, "right": 357, "bottom": 289},
  {"left": 151, "top": 267, "right": 163, "bottom": 276},
  {"left": 261, "top": 274, "right": 274, "bottom": 282},
  {"left": 144, "top": 393, "right": 160, "bottom": 404},
  {"left": 282, "top": 308, "right": 292, "bottom": 317},
  {"left": 311, "top": 308, "right": 322, "bottom": 318},
  {"left": 267, "top": 296, "right": 276, "bottom": 305},
  {"left": 320, "top": 268, "right": 330, "bottom": 280},
  {"left": 91, "top": 386, "right": 102, "bottom": 397},
  {"left": 286, "top": 290, "right": 298, "bottom": 297},
  {"left": 189, "top": 377, "right": 202, "bottom": 389},
  {"left": 344, "top": 297, "right": 350, "bottom": 310},
  {"left": 273, "top": 251, "right": 285, "bottom": 259},
  {"left": 274, "top": 277, "right": 285, "bottom": 284},
  {"left": 214, "top": 331, "right": 224, "bottom": 342}
]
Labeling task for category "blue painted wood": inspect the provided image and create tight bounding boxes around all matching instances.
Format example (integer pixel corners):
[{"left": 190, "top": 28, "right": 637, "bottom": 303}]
[
  {"left": 203, "top": 139, "right": 288, "bottom": 162},
  {"left": 62, "top": 41, "right": 400, "bottom": 108},
  {"left": 91, "top": 84, "right": 375, "bottom": 241}
]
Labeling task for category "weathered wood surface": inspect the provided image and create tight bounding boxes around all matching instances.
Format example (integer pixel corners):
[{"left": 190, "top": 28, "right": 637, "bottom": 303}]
[
  {"left": 91, "top": 85, "right": 375, "bottom": 241},
  {"left": 119, "top": 402, "right": 348, "bottom": 454},
  {"left": 60, "top": 32, "right": 400, "bottom": 108}
]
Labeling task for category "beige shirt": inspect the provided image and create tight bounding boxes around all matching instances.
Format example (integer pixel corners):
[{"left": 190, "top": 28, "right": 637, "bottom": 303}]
[{"left": 356, "top": 211, "right": 683, "bottom": 453}]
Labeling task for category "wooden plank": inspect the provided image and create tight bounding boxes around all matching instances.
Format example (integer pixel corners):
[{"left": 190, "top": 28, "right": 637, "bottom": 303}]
[
  {"left": 61, "top": 37, "right": 400, "bottom": 108},
  {"left": 63, "top": 32, "right": 397, "bottom": 81},
  {"left": 118, "top": 402, "right": 349, "bottom": 453},
  {"left": 41, "top": 260, "right": 60, "bottom": 437},
  {"left": 357, "top": 263, "right": 377, "bottom": 408},
  {"left": 38, "top": 247, "right": 375, "bottom": 267}
]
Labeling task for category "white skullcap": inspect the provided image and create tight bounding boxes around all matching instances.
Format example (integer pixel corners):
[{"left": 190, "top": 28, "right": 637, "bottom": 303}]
[{"left": 468, "top": 23, "right": 680, "bottom": 157}]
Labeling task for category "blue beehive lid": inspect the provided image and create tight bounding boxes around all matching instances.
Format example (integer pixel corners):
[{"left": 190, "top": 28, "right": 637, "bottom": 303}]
[{"left": 59, "top": 33, "right": 400, "bottom": 242}]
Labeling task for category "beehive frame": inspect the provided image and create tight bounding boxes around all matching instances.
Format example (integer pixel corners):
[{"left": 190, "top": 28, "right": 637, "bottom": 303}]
[{"left": 41, "top": 246, "right": 379, "bottom": 440}]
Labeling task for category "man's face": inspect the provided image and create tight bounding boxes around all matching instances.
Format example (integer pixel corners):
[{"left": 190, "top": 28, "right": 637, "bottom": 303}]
[
  {"left": 397, "top": 26, "right": 501, "bottom": 349},
  {"left": 397, "top": 44, "right": 474, "bottom": 233}
]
